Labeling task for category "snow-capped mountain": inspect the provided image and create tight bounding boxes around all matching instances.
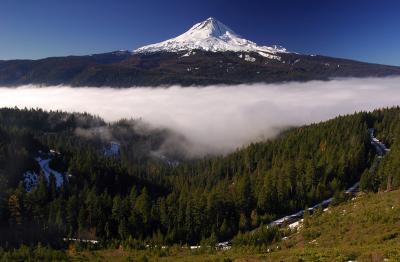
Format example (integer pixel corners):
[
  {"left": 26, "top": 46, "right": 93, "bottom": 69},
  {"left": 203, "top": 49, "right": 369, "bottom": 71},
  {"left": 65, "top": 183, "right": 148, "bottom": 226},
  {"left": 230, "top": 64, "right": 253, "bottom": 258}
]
[
  {"left": 1, "top": 18, "right": 400, "bottom": 87},
  {"left": 134, "top": 17, "right": 287, "bottom": 60}
]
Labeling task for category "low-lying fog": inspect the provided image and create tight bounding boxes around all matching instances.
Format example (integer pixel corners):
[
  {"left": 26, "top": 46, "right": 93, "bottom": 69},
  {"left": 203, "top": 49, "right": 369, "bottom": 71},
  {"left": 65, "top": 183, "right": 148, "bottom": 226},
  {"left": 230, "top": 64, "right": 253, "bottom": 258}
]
[{"left": 1, "top": 77, "right": 400, "bottom": 156}]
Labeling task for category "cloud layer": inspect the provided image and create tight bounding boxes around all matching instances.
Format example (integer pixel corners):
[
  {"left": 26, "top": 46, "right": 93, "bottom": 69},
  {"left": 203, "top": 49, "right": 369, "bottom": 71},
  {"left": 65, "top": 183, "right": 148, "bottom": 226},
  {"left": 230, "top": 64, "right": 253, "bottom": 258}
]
[{"left": 1, "top": 77, "right": 400, "bottom": 156}]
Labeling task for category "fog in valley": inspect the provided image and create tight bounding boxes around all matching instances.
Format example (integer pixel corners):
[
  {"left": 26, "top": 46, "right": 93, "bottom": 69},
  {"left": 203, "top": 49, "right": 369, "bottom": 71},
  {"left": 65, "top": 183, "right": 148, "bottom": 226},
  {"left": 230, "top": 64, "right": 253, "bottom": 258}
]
[{"left": 1, "top": 77, "right": 400, "bottom": 156}]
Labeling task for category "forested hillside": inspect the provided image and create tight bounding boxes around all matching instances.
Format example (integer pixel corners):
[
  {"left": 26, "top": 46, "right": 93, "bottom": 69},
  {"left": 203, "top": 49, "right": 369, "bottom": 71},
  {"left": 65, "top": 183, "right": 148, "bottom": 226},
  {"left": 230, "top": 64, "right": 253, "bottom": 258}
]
[
  {"left": 1, "top": 107, "right": 399, "bottom": 250},
  {"left": 360, "top": 107, "right": 400, "bottom": 192},
  {"left": 1, "top": 51, "right": 400, "bottom": 87}
]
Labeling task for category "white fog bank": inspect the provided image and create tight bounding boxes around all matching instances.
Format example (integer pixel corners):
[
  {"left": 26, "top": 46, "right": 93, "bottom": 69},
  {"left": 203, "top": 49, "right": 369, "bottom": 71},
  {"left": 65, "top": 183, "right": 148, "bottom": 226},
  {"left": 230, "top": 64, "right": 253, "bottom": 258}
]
[{"left": 0, "top": 77, "right": 400, "bottom": 155}]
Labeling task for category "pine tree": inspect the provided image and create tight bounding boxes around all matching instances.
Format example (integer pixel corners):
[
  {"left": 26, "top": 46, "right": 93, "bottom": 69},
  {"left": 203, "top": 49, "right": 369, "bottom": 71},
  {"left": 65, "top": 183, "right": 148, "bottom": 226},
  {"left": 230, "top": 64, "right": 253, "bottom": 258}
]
[
  {"left": 136, "top": 188, "right": 151, "bottom": 225},
  {"left": 8, "top": 194, "right": 22, "bottom": 225}
]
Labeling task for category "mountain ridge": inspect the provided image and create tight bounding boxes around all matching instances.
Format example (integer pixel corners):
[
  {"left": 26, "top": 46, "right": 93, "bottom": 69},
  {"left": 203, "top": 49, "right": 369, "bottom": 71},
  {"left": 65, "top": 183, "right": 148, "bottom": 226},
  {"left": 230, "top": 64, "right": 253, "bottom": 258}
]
[{"left": 1, "top": 18, "right": 400, "bottom": 87}]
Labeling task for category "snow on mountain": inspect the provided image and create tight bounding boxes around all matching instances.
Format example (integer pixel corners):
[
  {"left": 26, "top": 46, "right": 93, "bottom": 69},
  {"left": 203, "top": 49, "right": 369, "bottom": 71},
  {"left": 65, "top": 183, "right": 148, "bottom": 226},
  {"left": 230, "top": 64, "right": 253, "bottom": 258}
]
[{"left": 134, "top": 17, "right": 287, "bottom": 60}]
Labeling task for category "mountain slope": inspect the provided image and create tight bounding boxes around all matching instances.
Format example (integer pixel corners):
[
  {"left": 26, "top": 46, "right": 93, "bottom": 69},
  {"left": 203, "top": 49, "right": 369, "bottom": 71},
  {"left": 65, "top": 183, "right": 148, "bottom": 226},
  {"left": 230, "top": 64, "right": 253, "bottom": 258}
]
[
  {"left": 266, "top": 189, "right": 400, "bottom": 261},
  {"left": 1, "top": 18, "right": 400, "bottom": 87},
  {"left": 134, "top": 17, "right": 287, "bottom": 60}
]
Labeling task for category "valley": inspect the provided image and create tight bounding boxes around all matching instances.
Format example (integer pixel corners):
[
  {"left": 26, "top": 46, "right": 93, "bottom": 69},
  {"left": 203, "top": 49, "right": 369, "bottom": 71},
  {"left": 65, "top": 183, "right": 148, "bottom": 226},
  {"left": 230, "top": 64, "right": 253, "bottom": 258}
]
[
  {"left": 1, "top": 106, "right": 400, "bottom": 261},
  {"left": 2, "top": 5, "right": 400, "bottom": 261}
]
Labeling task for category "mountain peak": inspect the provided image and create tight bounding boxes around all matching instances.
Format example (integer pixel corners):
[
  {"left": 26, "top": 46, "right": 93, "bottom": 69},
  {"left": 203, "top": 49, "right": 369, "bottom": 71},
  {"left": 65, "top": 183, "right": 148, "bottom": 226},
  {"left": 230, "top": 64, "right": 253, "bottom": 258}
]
[
  {"left": 187, "top": 17, "right": 237, "bottom": 38},
  {"left": 134, "top": 18, "right": 287, "bottom": 60}
]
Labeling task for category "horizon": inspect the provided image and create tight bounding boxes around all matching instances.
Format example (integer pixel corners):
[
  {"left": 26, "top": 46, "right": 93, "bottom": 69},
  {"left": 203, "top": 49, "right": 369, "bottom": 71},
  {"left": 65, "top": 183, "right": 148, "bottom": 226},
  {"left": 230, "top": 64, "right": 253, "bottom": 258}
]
[{"left": 1, "top": 0, "right": 400, "bottom": 66}]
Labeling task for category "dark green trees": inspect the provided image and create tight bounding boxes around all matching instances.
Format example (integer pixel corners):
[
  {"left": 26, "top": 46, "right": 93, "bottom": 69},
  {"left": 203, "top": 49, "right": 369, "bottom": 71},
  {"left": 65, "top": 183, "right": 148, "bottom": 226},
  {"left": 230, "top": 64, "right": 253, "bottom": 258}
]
[{"left": 1, "top": 107, "right": 399, "bottom": 248}]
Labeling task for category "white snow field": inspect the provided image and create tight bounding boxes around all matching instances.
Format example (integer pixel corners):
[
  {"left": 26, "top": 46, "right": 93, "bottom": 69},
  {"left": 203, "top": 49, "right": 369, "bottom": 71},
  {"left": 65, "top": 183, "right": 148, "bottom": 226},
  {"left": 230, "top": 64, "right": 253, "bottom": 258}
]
[{"left": 134, "top": 17, "right": 287, "bottom": 60}]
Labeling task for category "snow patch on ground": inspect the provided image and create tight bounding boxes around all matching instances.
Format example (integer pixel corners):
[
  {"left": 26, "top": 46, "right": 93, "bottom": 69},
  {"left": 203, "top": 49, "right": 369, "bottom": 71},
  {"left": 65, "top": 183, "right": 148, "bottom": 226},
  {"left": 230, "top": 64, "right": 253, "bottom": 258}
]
[
  {"left": 181, "top": 50, "right": 196, "bottom": 57},
  {"left": 258, "top": 51, "right": 282, "bottom": 60},
  {"left": 23, "top": 171, "right": 38, "bottom": 191},
  {"left": 24, "top": 154, "right": 65, "bottom": 190},
  {"left": 35, "top": 157, "right": 64, "bottom": 187},
  {"left": 63, "top": 238, "right": 99, "bottom": 244},
  {"left": 288, "top": 219, "right": 303, "bottom": 230},
  {"left": 244, "top": 54, "right": 256, "bottom": 62},
  {"left": 104, "top": 141, "right": 120, "bottom": 157},
  {"left": 216, "top": 241, "right": 231, "bottom": 250}
]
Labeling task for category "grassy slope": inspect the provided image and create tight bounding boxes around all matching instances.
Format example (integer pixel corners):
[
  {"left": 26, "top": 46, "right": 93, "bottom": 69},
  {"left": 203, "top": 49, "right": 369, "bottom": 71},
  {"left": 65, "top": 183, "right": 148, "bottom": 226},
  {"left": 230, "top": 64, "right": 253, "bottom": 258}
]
[
  {"left": 68, "top": 190, "right": 400, "bottom": 262},
  {"left": 267, "top": 190, "right": 400, "bottom": 262}
]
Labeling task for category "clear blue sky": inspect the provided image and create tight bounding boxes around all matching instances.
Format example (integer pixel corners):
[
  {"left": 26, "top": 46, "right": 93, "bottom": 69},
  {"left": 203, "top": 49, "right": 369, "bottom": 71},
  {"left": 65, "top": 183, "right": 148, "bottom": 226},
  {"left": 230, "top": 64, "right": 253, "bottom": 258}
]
[{"left": 1, "top": 0, "right": 400, "bottom": 66}]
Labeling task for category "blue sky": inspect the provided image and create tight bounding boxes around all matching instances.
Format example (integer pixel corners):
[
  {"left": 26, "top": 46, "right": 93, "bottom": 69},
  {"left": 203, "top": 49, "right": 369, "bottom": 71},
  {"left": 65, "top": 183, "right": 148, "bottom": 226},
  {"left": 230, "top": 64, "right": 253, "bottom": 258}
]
[{"left": 1, "top": 0, "right": 399, "bottom": 66}]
